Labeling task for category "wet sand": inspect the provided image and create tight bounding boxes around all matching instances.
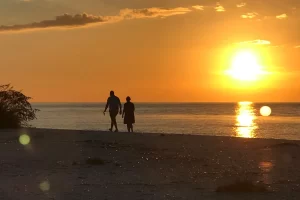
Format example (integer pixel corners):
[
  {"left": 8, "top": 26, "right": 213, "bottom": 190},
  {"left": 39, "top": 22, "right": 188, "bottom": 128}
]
[{"left": 1, "top": 128, "right": 300, "bottom": 199}]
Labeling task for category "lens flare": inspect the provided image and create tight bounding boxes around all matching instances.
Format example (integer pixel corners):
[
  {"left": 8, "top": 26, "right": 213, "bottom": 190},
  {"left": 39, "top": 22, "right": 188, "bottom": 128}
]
[
  {"left": 260, "top": 106, "right": 271, "bottom": 116},
  {"left": 39, "top": 181, "right": 50, "bottom": 191},
  {"left": 19, "top": 134, "right": 30, "bottom": 146}
]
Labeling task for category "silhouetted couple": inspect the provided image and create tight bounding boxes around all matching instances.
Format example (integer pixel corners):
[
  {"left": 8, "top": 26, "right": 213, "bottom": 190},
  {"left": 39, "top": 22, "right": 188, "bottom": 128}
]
[{"left": 103, "top": 91, "right": 135, "bottom": 132}]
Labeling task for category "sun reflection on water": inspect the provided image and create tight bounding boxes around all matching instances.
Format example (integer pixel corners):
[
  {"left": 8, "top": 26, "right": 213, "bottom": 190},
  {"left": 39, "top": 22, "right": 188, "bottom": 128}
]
[{"left": 235, "top": 102, "right": 258, "bottom": 138}]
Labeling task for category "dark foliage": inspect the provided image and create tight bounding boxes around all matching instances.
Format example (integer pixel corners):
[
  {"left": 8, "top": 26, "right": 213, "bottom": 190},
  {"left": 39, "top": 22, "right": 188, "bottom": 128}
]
[{"left": 0, "top": 84, "right": 38, "bottom": 128}]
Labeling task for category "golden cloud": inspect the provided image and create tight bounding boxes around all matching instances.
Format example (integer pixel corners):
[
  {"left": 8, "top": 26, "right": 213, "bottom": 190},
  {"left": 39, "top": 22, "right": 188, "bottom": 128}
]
[
  {"left": 241, "top": 12, "right": 258, "bottom": 19},
  {"left": 276, "top": 14, "right": 288, "bottom": 19},
  {"left": 215, "top": 3, "right": 225, "bottom": 12},
  {"left": 238, "top": 40, "right": 271, "bottom": 45},
  {"left": 237, "top": 3, "right": 247, "bottom": 8},
  {"left": 192, "top": 5, "right": 204, "bottom": 10}
]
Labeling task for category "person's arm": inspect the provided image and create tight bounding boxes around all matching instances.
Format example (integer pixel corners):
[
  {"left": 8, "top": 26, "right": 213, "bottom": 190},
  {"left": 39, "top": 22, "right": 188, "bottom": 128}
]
[
  {"left": 119, "top": 98, "right": 122, "bottom": 115},
  {"left": 103, "top": 98, "right": 109, "bottom": 114}
]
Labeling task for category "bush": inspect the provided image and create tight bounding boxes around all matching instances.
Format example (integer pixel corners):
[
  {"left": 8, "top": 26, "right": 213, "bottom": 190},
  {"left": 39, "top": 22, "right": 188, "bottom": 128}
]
[{"left": 0, "top": 84, "right": 38, "bottom": 129}]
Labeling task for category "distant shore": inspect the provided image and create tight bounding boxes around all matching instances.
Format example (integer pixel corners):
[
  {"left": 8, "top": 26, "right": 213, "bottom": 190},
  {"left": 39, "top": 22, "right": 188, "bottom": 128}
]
[{"left": 1, "top": 128, "right": 300, "bottom": 199}]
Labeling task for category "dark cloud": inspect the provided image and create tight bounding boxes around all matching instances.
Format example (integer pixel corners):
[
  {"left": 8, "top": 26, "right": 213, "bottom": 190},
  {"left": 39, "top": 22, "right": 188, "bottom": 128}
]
[
  {"left": 0, "top": 13, "right": 104, "bottom": 31},
  {"left": 0, "top": 7, "right": 191, "bottom": 32}
]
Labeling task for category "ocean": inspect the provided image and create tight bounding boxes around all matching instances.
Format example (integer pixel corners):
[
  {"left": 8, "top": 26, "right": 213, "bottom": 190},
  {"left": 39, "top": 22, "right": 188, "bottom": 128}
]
[{"left": 31, "top": 102, "right": 300, "bottom": 140}]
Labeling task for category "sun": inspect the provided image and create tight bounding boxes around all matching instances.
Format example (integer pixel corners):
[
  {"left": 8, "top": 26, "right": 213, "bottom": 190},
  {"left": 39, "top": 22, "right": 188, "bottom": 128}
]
[{"left": 226, "top": 50, "right": 264, "bottom": 81}]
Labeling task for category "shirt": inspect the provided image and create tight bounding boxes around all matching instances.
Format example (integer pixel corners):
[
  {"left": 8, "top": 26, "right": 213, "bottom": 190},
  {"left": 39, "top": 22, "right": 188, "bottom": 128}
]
[
  {"left": 123, "top": 102, "right": 135, "bottom": 115},
  {"left": 107, "top": 96, "right": 121, "bottom": 111}
]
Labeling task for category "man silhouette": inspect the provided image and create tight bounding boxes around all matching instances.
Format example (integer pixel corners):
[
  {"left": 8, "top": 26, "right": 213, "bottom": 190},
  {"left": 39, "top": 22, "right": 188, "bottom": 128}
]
[{"left": 103, "top": 91, "right": 122, "bottom": 132}]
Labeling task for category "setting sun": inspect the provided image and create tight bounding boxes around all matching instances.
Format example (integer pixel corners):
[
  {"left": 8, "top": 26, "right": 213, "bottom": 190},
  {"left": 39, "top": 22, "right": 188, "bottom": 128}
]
[{"left": 226, "top": 50, "right": 265, "bottom": 81}]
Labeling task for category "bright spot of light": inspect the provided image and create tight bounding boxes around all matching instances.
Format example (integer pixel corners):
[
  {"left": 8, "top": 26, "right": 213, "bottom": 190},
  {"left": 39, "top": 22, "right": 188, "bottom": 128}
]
[
  {"left": 235, "top": 102, "right": 257, "bottom": 138},
  {"left": 260, "top": 106, "right": 271, "bottom": 116},
  {"left": 237, "top": 113, "right": 254, "bottom": 127},
  {"left": 259, "top": 161, "right": 273, "bottom": 172},
  {"left": 227, "top": 50, "right": 264, "bottom": 81},
  {"left": 39, "top": 181, "right": 50, "bottom": 191},
  {"left": 19, "top": 134, "right": 30, "bottom": 145}
]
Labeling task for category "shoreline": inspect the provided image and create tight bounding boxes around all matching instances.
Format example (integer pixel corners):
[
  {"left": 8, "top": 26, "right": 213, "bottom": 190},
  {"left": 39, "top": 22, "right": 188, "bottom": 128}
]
[
  {"left": 1, "top": 128, "right": 300, "bottom": 199},
  {"left": 8, "top": 127, "right": 300, "bottom": 142}
]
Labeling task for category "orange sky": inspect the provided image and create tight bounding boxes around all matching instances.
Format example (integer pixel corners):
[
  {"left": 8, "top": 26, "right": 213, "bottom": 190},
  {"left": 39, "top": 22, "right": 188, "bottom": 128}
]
[{"left": 1, "top": 0, "right": 300, "bottom": 102}]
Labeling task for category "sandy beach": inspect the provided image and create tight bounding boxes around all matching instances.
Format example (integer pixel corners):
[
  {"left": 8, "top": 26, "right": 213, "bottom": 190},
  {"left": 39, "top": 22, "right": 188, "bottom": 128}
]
[{"left": 1, "top": 129, "right": 300, "bottom": 199}]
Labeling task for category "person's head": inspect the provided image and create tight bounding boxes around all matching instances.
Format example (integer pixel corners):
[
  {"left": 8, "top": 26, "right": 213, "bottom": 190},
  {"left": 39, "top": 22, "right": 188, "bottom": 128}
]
[
  {"left": 110, "top": 90, "right": 114, "bottom": 97},
  {"left": 126, "top": 96, "right": 131, "bottom": 102}
]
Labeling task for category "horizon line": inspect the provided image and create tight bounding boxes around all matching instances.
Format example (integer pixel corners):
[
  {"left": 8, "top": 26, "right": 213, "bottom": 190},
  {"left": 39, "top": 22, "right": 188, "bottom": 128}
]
[{"left": 31, "top": 101, "right": 300, "bottom": 104}]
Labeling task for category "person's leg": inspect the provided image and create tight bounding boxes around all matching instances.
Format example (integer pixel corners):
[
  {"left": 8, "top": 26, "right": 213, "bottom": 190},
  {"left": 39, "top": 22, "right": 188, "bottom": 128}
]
[
  {"left": 110, "top": 111, "right": 118, "bottom": 131},
  {"left": 112, "top": 119, "right": 116, "bottom": 130},
  {"left": 113, "top": 111, "right": 118, "bottom": 132},
  {"left": 109, "top": 113, "right": 113, "bottom": 131},
  {"left": 127, "top": 124, "right": 130, "bottom": 132},
  {"left": 131, "top": 124, "right": 134, "bottom": 132},
  {"left": 110, "top": 122, "right": 113, "bottom": 131}
]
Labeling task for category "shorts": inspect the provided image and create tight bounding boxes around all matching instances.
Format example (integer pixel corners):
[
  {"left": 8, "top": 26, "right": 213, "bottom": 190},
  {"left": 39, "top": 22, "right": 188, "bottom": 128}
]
[{"left": 109, "top": 110, "right": 118, "bottom": 122}]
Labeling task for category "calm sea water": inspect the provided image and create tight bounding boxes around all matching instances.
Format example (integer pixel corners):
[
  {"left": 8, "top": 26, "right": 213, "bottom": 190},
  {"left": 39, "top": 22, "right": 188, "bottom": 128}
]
[{"left": 31, "top": 102, "right": 300, "bottom": 140}]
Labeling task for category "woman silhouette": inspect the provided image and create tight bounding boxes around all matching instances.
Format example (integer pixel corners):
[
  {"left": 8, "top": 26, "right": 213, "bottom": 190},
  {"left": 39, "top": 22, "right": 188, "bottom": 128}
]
[{"left": 122, "top": 96, "right": 135, "bottom": 132}]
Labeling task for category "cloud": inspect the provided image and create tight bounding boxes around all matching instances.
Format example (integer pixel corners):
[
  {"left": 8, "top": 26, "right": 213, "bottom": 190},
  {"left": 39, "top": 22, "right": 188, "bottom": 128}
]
[
  {"left": 118, "top": 7, "right": 191, "bottom": 20},
  {"left": 236, "top": 3, "right": 247, "bottom": 8},
  {"left": 0, "top": 7, "right": 191, "bottom": 32},
  {"left": 295, "top": 46, "right": 300, "bottom": 48},
  {"left": 0, "top": 13, "right": 104, "bottom": 32},
  {"left": 215, "top": 3, "right": 225, "bottom": 12},
  {"left": 238, "top": 40, "right": 271, "bottom": 45},
  {"left": 241, "top": 12, "right": 258, "bottom": 19},
  {"left": 276, "top": 14, "right": 288, "bottom": 19},
  {"left": 192, "top": 5, "right": 204, "bottom": 10}
]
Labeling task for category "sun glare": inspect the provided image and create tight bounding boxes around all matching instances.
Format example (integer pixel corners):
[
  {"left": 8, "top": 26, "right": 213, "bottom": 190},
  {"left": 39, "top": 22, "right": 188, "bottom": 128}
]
[
  {"left": 226, "top": 50, "right": 265, "bottom": 81},
  {"left": 235, "top": 102, "right": 257, "bottom": 138}
]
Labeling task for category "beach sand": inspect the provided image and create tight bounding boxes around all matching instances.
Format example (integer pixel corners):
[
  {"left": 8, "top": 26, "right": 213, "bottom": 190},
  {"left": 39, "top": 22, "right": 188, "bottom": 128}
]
[{"left": 0, "top": 128, "right": 300, "bottom": 199}]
